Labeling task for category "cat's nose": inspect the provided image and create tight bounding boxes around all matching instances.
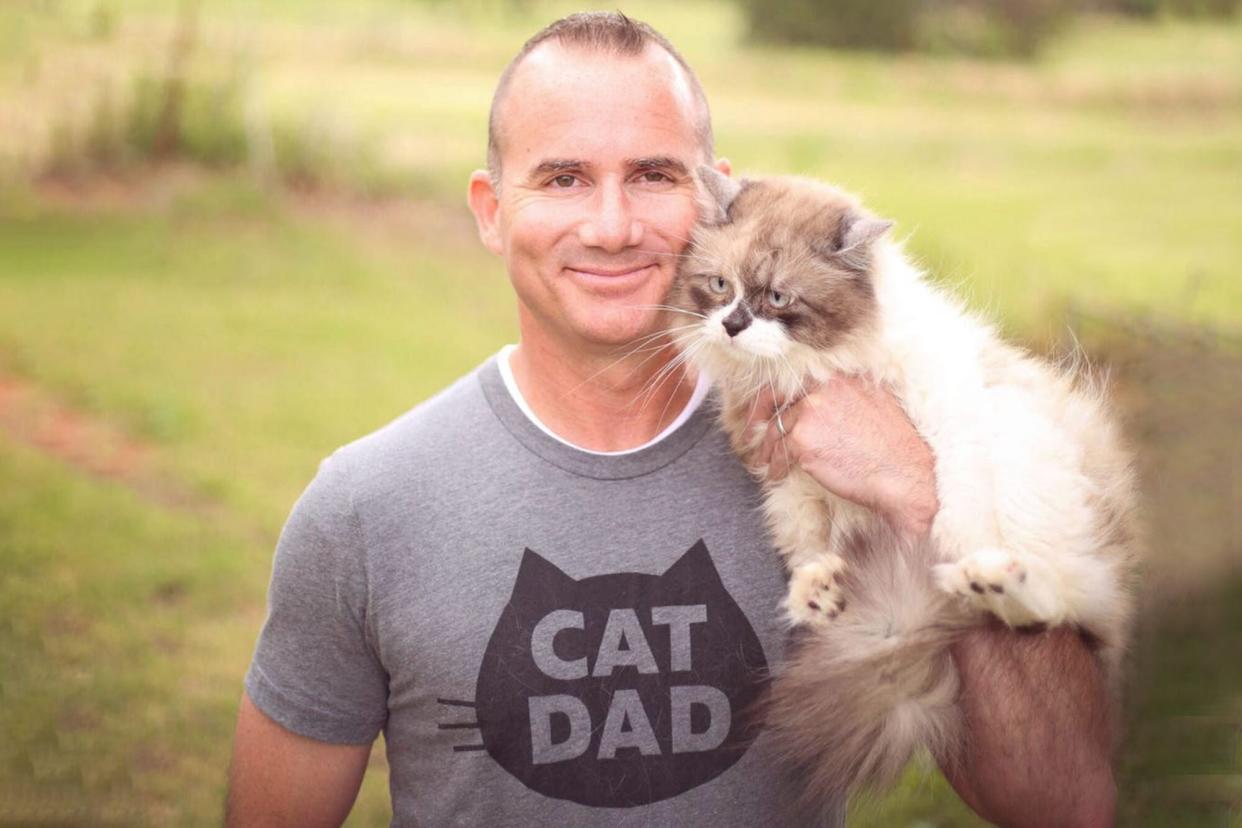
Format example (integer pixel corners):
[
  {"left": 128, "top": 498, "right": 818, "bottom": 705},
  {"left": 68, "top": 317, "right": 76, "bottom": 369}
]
[{"left": 722, "top": 306, "right": 752, "bottom": 337}]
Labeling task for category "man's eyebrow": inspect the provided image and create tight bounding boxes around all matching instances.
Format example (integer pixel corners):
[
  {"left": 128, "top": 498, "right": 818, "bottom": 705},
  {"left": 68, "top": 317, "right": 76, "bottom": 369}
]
[
  {"left": 627, "top": 157, "right": 689, "bottom": 176},
  {"left": 529, "top": 159, "right": 590, "bottom": 178},
  {"left": 524, "top": 157, "right": 690, "bottom": 180}
]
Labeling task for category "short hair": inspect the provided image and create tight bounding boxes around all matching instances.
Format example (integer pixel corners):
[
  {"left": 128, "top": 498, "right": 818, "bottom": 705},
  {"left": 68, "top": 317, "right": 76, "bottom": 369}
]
[{"left": 486, "top": 11, "right": 714, "bottom": 187}]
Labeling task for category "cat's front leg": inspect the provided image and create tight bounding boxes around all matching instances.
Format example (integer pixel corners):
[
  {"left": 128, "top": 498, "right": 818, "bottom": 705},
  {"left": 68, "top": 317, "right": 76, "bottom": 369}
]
[
  {"left": 933, "top": 548, "right": 1068, "bottom": 629},
  {"left": 762, "top": 471, "right": 854, "bottom": 627},
  {"left": 785, "top": 555, "right": 849, "bottom": 627}
]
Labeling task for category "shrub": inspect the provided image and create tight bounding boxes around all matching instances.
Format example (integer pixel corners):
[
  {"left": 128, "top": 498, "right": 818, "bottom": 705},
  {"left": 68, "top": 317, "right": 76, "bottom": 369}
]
[
  {"left": 43, "top": 69, "right": 249, "bottom": 176},
  {"left": 744, "top": 0, "right": 922, "bottom": 50},
  {"left": 1098, "top": 0, "right": 1240, "bottom": 16},
  {"left": 739, "top": 0, "right": 1077, "bottom": 58}
]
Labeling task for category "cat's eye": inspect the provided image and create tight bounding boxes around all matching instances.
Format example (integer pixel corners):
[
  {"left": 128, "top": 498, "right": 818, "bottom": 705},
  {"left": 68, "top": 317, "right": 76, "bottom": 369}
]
[
  {"left": 769, "top": 289, "right": 793, "bottom": 308},
  {"left": 707, "top": 275, "right": 729, "bottom": 295}
]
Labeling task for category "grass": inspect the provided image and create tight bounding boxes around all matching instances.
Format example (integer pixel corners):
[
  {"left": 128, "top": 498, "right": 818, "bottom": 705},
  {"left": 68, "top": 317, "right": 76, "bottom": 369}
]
[
  {"left": 0, "top": 1, "right": 1239, "bottom": 825},
  {"left": 0, "top": 437, "right": 257, "bottom": 824},
  {"left": 0, "top": 178, "right": 514, "bottom": 527}
]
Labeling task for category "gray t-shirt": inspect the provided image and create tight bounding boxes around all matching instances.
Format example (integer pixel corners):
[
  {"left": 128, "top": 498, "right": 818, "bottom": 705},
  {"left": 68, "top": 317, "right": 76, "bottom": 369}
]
[{"left": 244, "top": 356, "right": 845, "bottom": 826}]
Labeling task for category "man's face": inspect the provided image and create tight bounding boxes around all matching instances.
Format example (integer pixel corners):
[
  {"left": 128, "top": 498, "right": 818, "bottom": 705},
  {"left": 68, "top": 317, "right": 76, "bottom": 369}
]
[{"left": 472, "top": 43, "right": 709, "bottom": 351}]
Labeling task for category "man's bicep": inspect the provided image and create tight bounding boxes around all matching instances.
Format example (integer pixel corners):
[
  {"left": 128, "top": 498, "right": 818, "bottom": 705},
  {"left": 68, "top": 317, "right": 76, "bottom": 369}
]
[{"left": 226, "top": 690, "right": 373, "bottom": 828}]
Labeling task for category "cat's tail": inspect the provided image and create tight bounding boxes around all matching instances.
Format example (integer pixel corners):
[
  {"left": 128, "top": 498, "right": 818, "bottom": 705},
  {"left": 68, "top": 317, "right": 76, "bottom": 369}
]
[{"left": 762, "top": 520, "right": 974, "bottom": 807}]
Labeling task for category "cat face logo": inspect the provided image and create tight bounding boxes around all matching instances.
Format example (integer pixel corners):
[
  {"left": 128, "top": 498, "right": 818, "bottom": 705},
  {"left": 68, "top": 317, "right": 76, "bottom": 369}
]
[{"left": 472, "top": 541, "right": 769, "bottom": 807}]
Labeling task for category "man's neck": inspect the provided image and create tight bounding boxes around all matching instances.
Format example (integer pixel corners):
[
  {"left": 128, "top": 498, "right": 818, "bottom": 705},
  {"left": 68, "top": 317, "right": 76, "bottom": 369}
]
[{"left": 509, "top": 334, "right": 696, "bottom": 453}]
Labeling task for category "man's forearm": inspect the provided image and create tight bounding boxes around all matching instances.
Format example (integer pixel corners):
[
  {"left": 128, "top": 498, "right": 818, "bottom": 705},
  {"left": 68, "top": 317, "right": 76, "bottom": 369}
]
[{"left": 942, "top": 620, "right": 1116, "bottom": 828}]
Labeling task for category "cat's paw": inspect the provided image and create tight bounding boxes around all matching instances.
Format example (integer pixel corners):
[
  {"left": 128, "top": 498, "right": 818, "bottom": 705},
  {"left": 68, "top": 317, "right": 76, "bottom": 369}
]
[
  {"left": 934, "top": 548, "right": 1065, "bottom": 628},
  {"left": 785, "top": 557, "right": 849, "bottom": 628}
]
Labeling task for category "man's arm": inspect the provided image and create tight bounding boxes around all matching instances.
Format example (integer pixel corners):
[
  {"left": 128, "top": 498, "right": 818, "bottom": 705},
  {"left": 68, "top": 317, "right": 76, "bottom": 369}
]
[
  {"left": 225, "top": 691, "right": 372, "bottom": 828},
  {"left": 943, "top": 622, "right": 1115, "bottom": 828}
]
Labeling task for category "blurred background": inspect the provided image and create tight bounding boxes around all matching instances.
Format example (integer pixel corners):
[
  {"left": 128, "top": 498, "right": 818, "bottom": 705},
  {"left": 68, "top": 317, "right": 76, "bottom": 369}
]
[{"left": 1, "top": 0, "right": 1239, "bottom": 825}]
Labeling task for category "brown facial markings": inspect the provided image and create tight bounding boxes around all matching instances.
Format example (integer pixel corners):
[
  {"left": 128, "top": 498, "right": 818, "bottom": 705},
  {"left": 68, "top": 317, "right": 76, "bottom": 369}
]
[
  {"left": 671, "top": 264, "right": 734, "bottom": 318},
  {"left": 671, "top": 176, "right": 886, "bottom": 351},
  {"left": 686, "top": 284, "right": 715, "bottom": 314}
]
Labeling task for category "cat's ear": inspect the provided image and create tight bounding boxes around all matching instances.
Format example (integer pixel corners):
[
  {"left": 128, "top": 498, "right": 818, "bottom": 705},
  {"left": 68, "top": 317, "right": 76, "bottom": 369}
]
[
  {"left": 841, "top": 213, "right": 893, "bottom": 251},
  {"left": 695, "top": 165, "right": 745, "bottom": 225},
  {"left": 512, "top": 548, "right": 578, "bottom": 594},
  {"left": 826, "top": 210, "right": 893, "bottom": 273}
]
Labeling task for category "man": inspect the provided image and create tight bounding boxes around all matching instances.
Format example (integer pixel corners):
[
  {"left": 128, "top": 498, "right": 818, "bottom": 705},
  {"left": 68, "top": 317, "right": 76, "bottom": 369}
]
[{"left": 227, "top": 13, "right": 1115, "bottom": 827}]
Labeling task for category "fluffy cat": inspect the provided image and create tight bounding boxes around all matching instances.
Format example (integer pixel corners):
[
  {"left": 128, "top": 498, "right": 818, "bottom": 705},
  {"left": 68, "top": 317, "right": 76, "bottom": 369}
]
[{"left": 663, "top": 166, "right": 1140, "bottom": 801}]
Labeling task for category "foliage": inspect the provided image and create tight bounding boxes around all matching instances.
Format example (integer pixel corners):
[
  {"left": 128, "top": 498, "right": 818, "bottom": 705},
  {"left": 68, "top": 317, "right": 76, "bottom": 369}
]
[
  {"left": 1100, "top": 0, "right": 1241, "bottom": 17},
  {"left": 40, "top": 66, "right": 395, "bottom": 194},
  {"left": 738, "top": 0, "right": 1240, "bottom": 56},
  {"left": 44, "top": 69, "right": 249, "bottom": 176},
  {"left": 745, "top": 0, "right": 923, "bottom": 51},
  {"left": 739, "top": 0, "right": 1077, "bottom": 57}
]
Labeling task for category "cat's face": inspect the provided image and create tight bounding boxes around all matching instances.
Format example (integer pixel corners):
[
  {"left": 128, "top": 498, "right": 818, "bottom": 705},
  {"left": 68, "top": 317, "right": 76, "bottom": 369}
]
[{"left": 666, "top": 168, "right": 890, "bottom": 390}]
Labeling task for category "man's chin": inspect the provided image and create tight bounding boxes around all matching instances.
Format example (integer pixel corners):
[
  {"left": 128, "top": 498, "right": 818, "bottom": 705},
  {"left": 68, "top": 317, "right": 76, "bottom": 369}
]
[{"left": 574, "top": 307, "right": 669, "bottom": 350}]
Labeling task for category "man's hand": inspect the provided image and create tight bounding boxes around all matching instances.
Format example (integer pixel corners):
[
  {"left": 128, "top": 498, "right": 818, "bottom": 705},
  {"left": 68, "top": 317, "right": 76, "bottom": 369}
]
[
  {"left": 745, "top": 375, "right": 939, "bottom": 538},
  {"left": 943, "top": 621, "right": 1116, "bottom": 827}
]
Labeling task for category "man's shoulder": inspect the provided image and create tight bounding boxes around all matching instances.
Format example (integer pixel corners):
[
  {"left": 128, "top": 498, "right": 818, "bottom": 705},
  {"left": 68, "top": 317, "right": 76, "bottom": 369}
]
[{"left": 327, "top": 359, "right": 498, "bottom": 501}]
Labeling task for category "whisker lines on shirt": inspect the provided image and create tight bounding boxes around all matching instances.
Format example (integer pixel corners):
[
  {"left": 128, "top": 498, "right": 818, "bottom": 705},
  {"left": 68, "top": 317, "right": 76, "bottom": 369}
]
[{"left": 437, "top": 698, "right": 486, "bottom": 752}]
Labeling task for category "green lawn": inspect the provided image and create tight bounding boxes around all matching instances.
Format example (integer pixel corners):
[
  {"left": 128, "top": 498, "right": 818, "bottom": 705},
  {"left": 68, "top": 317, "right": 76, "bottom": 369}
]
[{"left": 1, "top": 2, "right": 1240, "bottom": 825}]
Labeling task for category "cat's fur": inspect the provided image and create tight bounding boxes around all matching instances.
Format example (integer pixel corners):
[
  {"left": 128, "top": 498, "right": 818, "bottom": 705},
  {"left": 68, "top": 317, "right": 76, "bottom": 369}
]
[{"left": 665, "top": 167, "right": 1140, "bottom": 802}]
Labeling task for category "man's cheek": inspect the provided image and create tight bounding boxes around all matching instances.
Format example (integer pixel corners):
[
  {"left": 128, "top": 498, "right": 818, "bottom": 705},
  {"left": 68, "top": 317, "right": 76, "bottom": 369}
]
[{"left": 641, "top": 194, "right": 697, "bottom": 238}]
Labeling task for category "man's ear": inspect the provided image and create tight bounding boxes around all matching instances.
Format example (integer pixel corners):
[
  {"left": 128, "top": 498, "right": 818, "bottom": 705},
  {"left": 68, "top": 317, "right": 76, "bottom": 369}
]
[
  {"left": 467, "top": 170, "right": 503, "bottom": 256},
  {"left": 713, "top": 157, "right": 732, "bottom": 177}
]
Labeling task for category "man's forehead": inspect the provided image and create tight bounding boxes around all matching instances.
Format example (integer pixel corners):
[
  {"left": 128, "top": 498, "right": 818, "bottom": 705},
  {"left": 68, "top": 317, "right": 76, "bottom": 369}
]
[{"left": 500, "top": 40, "right": 697, "bottom": 125}]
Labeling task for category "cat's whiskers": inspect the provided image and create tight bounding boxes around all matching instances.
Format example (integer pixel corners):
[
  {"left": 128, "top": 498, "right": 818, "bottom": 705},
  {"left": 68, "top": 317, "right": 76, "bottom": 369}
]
[
  {"left": 617, "top": 323, "right": 704, "bottom": 350},
  {"left": 778, "top": 352, "right": 810, "bottom": 402},
  {"left": 633, "top": 247, "right": 715, "bottom": 271},
  {"left": 633, "top": 356, "right": 686, "bottom": 415},
  {"left": 633, "top": 335, "right": 705, "bottom": 415},
  {"left": 623, "top": 304, "right": 708, "bottom": 320},
  {"left": 554, "top": 325, "right": 702, "bottom": 402},
  {"left": 653, "top": 359, "right": 696, "bottom": 432},
  {"left": 635, "top": 248, "right": 710, "bottom": 262},
  {"left": 653, "top": 229, "right": 702, "bottom": 248}
]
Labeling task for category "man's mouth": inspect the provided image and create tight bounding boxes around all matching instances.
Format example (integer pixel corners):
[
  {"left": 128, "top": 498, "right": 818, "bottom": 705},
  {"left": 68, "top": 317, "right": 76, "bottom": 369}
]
[
  {"left": 564, "top": 263, "right": 660, "bottom": 295},
  {"left": 566, "top": 264, "right": 656, "bottom": 278}
]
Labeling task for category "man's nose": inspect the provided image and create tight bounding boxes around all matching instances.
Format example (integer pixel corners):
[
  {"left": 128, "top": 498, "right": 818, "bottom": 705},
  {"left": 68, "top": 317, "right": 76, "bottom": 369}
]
[{"left": 578, "top": 181, "right": 643, "bottom": 252}]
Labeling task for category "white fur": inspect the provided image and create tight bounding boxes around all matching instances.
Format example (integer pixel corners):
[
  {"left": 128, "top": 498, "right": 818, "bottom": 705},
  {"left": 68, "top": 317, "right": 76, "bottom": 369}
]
[{"left": 686, "top": 238, "right": 1138, "bottom": 660}]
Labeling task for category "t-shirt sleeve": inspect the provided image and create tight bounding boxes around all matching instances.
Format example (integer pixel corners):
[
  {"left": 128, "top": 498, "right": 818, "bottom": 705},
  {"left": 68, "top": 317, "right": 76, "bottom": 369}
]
[{"left": 243, "top": 450, "right": 389, "bottom": 744}]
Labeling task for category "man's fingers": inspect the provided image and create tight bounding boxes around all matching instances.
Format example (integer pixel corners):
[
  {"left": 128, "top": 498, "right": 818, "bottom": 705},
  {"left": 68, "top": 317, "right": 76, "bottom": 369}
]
[
  {"left": 744, "top": 386, "right": 781, "bottom": 435},
  {"left": 743, "top": 390, "right": 803, "bottom": 481},
  {"left": 762, "top": 412, "right": 797, "bottom": 481},
  {"left": 767, "top": 430, "right": 791, "bottom": 480},
  {"left": 755, "top": 422, "right": 775, "bottom": 471}
]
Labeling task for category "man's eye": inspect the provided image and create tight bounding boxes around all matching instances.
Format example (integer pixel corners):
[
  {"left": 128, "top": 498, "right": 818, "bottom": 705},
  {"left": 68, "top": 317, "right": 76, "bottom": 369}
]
[
  {"left": 551, "top": 174, "right": 577, "bottom": 188},
  {"left": 638, "top": 170, "right": 672, "bottom": 184}
]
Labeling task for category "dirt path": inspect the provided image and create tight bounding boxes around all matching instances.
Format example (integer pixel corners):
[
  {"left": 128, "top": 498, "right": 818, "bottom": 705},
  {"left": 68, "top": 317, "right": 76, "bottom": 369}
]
[{"left": 0, "top": 371, "right": 216, "bottom": 514}]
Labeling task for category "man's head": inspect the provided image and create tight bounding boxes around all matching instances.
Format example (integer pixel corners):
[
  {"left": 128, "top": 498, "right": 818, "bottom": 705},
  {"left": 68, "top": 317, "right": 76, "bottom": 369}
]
[
  {"left": 468, "top": 12, "right": 730, "bottom": 354},
  {"left": 485, "top": 12, "right": 714, "bottom": 189}
]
